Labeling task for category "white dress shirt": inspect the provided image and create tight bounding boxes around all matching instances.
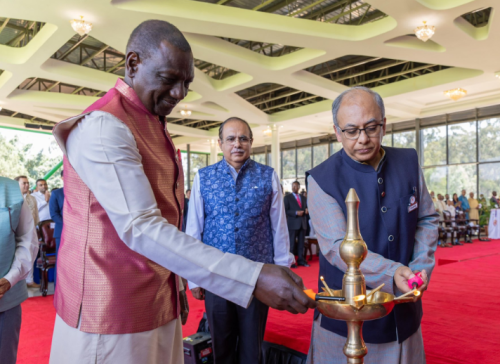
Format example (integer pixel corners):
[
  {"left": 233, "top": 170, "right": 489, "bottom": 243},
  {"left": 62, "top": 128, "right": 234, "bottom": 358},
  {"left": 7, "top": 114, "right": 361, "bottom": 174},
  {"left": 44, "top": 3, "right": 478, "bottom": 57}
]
[
  {"left": 3, "top": 202, "right": 39, "bottom": 287},
  {"left": 32, "top": 191, "right": 51, "bottom": 221},
  {"left": 186, "top": 164, "right": 292, "bottom": 289}
]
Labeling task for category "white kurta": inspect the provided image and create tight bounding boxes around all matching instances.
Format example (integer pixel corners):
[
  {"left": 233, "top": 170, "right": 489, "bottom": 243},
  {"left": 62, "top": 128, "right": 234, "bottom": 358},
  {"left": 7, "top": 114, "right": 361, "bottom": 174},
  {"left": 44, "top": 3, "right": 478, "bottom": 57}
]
[
  {"left": 50, "top": 111, "right": 264, "bottom": 364},
  {"left": 31, "top": 191, "right": 51, "bottom": 221}
]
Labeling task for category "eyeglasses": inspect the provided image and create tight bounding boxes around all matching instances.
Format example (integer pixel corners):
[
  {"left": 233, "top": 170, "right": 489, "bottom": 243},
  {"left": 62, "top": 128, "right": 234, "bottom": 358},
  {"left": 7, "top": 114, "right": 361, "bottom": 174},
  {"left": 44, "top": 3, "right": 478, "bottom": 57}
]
[
  {"left": 337, "top": 123, "right": 384, "bottom": 140},
  {"left": 223, "top": 136, "right": 252, "bottom": 145}
]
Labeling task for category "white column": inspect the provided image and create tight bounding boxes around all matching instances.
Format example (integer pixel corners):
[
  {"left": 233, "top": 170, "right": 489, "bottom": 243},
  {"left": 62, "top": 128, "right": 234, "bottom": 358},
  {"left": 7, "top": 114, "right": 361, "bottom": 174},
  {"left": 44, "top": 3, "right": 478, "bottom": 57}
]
[
  {"left": 271, "top": 124, "right": 280, "bottom": 179},
  {"left": 209, "top": 139, "right": 218, "bottom": 165}
]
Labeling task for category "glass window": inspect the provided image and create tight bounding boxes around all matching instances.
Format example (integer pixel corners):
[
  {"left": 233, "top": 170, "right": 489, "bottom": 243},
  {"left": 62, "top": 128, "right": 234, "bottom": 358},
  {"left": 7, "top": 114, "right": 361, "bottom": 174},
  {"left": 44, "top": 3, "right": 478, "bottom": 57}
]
[
  {"left": 218, "top": 154, "right": 223, "bottom": 161},
  {"left": 190, "top": 153, "right": 207, "bottom": 187},
  {"left": 423, "top": 166, "right": 447, "bottom": 196},
  {"left": 422, "top": 126, "right": 446, "bottom": 166},
  {"left": 479, "top": 118, "right": 500, "bottom": 162},
  {"left": 330, "top": 142, "right": 342, "bottom": 156},
  {"left": 382, "top": 133, "right": 392, "bottom": 147},
  {"left": 282, "top": 149, "right": 296, "bottom": 179},
  {"left": 393, "top": 131, "right": 416, "bottom": 150},
  {"left": 313, "top": 144, "right": 328, "bottom": 167},
  {"left": 252, "top": 153, "right": 265, "bottom": 165},
  {"left": 479, "top": 163, "right": 500, "bottom": 198},
  {"left": 297, "top": 147, "right": 311, "bottom": 178},
  {"left": 281, "top": 178, "right": 296, "bottom": 194},
  {"left": 448, "top": 164, "right": 476, "bottom": 196},
  {"left": 448, "top": 121, "right": 476, "bottom": 164},
  {"left": 267, "top": 153, "right": 272, "bottom": 167}
]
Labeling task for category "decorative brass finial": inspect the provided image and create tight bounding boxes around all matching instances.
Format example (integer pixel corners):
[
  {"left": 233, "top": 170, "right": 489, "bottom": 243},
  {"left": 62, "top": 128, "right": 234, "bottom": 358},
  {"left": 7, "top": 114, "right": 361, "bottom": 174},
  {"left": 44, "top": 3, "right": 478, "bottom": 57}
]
[{"left": 339, "top": 188, "right": 368, "bottom": 307}]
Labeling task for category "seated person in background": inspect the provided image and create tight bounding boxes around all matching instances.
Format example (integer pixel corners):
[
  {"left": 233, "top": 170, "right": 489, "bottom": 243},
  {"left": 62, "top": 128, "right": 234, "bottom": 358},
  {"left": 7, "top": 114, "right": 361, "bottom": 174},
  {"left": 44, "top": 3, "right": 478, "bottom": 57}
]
[
  {"left": 445, "top": 200, "right": 456, "bottom": 220},
  {"left": 468, "top": 192, "right": 479, "bottom": 222}
]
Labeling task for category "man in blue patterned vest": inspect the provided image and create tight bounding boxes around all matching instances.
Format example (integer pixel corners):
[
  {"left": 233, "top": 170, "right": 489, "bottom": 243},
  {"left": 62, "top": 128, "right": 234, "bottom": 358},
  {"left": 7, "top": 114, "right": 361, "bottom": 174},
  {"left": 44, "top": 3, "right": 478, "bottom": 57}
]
[
  {"left": 0, "top": 177, "right": 39, "bottom": 364},
  {"left": 186, "top": 117, "right": 291, "bottom": 364},
  {"left": 306, "top": 87, "right": 438, "bottom": 364}
]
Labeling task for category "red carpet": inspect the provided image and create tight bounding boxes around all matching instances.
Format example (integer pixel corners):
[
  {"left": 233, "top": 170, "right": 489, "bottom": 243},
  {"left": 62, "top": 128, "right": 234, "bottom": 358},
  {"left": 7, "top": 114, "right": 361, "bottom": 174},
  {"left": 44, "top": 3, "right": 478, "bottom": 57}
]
[{"left": 18, "top": 240, "right": 500, "bottom": 364}]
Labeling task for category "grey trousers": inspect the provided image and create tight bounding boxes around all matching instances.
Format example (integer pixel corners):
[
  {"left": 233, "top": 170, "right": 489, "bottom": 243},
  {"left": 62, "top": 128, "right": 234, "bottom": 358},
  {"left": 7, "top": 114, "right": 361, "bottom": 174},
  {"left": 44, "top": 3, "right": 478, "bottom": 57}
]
[{"left": 0, "top": 305, "right": 22, "bottom": 364}]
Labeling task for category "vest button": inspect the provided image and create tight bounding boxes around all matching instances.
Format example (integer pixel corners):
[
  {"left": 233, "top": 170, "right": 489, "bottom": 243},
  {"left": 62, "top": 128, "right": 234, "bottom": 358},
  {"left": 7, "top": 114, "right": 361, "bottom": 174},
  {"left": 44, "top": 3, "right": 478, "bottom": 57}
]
[
  {"left": 381, "top": 206, "right": 387, "bottom": 213},
  {"left": 378, "top": 178, "right": 383, "bottom": 184},
  {"left": 235, "top": 198, "right": 239, "bottom": 202},
  {"left": 234, "top": 227, "right": 239, "bottom": 232},
  {"left": 235, "top": 212, "right": 239, "bottom": 216},
  {"left": 388, "top": 235, "right": 394, "bottom": 242},
  {"left": 381, "top": 191, "right": 385, "bottom": 197}
]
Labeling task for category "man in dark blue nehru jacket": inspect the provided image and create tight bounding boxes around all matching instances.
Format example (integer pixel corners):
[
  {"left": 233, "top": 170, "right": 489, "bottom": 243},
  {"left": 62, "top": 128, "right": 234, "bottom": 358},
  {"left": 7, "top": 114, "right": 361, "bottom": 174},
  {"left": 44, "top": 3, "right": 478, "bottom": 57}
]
[{"left": 306, "top": 87, "right": 438, "bottom": 364}]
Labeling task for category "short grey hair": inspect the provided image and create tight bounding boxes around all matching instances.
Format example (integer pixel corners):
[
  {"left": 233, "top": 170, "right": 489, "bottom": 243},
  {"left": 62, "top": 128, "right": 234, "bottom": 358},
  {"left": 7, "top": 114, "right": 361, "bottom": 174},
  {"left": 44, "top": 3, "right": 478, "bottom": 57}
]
[{"left": 332, "top": 86, "right": 385, "bottom": 129}]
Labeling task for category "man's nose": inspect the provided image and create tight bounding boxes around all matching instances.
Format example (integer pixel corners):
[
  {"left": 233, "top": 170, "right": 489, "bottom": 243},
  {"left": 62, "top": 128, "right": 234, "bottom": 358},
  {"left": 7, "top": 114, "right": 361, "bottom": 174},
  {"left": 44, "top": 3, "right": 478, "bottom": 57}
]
[
  {"left": 357, "top": 129, "right": 370, "bottom": 143},
  {"left": 171, "top": 83, "right": 187, "bottom": 101}
]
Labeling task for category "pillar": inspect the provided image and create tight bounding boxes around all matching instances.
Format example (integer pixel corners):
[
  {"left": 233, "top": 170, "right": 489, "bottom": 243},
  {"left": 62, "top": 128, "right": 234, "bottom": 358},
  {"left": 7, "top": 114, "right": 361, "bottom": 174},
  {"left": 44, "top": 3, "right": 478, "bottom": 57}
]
[
  {"left": 271, "top": 124, "right": 280, "bottom": 179},
  {"left": 209, "top": 139, "right": 218, "bottom": 165}
]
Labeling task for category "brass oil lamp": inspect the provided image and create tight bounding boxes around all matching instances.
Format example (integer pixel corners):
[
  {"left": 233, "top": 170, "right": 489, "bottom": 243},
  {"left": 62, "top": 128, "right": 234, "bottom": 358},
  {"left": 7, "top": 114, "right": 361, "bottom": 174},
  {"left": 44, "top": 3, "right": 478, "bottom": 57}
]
[{"left": 316, "top": 188, "right": 413, "bottom": 363}]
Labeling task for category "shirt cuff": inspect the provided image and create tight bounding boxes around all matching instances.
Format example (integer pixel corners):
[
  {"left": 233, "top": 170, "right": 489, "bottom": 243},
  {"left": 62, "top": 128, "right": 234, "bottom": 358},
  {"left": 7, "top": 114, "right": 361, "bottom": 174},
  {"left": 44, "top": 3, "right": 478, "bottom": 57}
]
[
  {"left": 241, "top": 262, "right": 264, "bottom": 309},
  {"left": 3, "top": 271, "right": 20, "bottom": 288}
]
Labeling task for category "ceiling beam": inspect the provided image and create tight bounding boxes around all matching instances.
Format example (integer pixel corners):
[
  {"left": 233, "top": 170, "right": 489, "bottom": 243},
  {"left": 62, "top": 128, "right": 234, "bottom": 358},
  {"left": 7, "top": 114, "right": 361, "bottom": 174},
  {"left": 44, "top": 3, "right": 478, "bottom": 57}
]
[
  {"left": 80, "top": 45, "right": 109, "bottom": 66},
  {"left": 0, "top": 18, "right": 10, "bottom": 37},
  {"left": 58, "top": 34, "right": 89, "bottom": 60},
  {"left": 353, "top": 64, "right": 437, "bottom": 86}
]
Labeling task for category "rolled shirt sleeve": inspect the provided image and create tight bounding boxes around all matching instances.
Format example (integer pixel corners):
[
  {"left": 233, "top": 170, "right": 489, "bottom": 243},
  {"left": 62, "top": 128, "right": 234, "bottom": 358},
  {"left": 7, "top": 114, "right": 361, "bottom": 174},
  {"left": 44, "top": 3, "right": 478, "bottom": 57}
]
[
  {"left": 64, "top": 111, "right": 263, "bottom": 308},
  {"left": 3, "top": 202, "right": 39, "bottom": 287}
]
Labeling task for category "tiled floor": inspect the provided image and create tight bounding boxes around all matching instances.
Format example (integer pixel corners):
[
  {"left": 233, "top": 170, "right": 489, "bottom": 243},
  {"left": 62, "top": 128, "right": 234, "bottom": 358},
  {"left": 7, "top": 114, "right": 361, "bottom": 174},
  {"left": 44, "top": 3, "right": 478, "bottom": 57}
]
[{"left": 27, "top": 282, "right": 54, "bottom": 297}]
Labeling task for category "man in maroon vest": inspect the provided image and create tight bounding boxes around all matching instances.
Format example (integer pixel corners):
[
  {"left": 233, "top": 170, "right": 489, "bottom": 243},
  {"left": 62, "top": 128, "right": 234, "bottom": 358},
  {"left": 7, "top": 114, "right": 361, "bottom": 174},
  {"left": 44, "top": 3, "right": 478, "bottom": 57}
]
[{"left": 49, "top": 20, "right": 315, "bottom": 364}]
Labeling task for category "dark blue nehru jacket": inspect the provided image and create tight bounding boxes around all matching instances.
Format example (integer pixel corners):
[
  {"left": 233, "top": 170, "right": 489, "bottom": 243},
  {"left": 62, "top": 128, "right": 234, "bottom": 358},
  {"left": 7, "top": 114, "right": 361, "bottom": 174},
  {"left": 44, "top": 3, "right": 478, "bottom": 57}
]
[{"left": 307, "top": 147, "right": 422, "bottom": 344}]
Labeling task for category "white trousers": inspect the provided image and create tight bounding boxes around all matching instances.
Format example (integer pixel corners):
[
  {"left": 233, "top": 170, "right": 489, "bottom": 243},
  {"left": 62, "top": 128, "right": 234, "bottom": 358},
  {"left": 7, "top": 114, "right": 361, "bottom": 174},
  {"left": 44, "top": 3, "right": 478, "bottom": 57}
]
[{"left": 49, "top": 314, "right": 184, "bottom": 364}]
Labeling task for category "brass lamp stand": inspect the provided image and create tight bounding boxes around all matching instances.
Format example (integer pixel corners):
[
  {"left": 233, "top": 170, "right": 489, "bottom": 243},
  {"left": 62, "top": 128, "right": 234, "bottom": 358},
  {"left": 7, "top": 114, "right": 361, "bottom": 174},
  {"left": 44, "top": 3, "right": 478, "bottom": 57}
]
[{"left": 316, "top": 189, "right": 413, "bottom": 364}]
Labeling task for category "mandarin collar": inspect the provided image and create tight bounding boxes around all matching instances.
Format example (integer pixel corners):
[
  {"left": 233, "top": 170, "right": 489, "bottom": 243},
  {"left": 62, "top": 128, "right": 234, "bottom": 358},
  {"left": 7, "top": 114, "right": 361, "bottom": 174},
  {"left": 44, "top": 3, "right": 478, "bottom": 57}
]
[
  {"left": 222, "top": 157, "right": 253, "bottom": 175},
  {"left": 341, "top": 148, "right": 387, "bottom": 174}
]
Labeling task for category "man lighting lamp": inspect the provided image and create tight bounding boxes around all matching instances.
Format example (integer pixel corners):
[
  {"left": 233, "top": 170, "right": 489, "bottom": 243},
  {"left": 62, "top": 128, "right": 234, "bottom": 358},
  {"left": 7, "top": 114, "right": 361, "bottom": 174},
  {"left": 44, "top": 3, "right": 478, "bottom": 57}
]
[
  {"left": 306, "top": 87, "right": 438, "bottom": 364},
  {"left": 49, "top": 20, "right": 315, "bottom": 364}
]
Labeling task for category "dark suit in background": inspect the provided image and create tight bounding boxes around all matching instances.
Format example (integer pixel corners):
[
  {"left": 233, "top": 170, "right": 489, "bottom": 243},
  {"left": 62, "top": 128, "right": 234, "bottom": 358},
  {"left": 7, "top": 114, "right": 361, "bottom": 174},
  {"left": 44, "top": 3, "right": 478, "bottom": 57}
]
[
  {"left": 49, "top": 187, "right": 64, "bottom": 284},
  {"left": 182, "top": 197, "right": 189, "bottom": 232},
  {"left": 284, "top": 192, "right": 308, "bottom": 266}
]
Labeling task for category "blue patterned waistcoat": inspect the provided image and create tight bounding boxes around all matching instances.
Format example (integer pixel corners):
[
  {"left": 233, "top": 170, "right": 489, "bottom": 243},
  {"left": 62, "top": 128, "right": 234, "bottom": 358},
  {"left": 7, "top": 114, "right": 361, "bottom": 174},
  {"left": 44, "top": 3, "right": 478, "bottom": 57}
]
[
  {"left": 307, "top": 147, "right": 421, "bottom": 344},
  {"left": 0, "top": 177, "right": 28, "bottom": 312},
  {"left": 199, "top": 158, "right": 275, "bottom": 264}
]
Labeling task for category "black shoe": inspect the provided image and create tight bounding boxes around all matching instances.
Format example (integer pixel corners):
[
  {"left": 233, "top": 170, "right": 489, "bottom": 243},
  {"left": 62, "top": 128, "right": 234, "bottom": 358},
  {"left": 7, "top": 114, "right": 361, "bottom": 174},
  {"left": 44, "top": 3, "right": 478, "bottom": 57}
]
[
  {"left": 298, "top": 262, "right": 310, "bottom": 267},
  {"left": 291, "top": 264, "right": 297, "bottom": 268}
]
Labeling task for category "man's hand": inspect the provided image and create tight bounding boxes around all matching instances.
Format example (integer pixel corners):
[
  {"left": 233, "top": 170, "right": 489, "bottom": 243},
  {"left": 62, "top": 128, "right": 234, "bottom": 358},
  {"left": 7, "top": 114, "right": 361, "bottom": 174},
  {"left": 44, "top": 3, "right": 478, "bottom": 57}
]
[
  {"left": 0, "top": 278, "right": 12, "bottom": 300},
  {"left": 179, "top": 289, "right": 189, "bottom": 325},
  {"left": 254, "top": 264, "right": 316, "bottom": 314},
  {"left": 45, "top": 190, "right": 51, "bottom": 202},
  {"left": 394, "top": 267, "right": 429, "bottom": 302},
  {"left": 191, "top": 287, "right": 205, "bottom": 300},
  {"left": 305, "top": 208, "right": 309, "bottom": 215},
  {"left": 296, "top": 211, "right": 304, "bottom": 217}
]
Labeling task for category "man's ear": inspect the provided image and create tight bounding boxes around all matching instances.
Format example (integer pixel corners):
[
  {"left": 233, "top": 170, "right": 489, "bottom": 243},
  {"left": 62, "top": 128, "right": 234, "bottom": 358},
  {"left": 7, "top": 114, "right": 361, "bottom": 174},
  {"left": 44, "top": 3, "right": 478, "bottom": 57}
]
[
  {"left": 125, "top": 51, "right": 140, "bottom": 79},
  {"left": 334, "top": 126, "right": 343, "bottom": 143}
]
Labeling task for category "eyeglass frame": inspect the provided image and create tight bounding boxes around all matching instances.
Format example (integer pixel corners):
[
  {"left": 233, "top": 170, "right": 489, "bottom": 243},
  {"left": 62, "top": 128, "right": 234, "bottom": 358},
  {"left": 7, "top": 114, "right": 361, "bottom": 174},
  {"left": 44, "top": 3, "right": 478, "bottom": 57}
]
[
  {"left": 221, "top": 136, "right": 253, "bottom": 146},
  {"left": 336, "top": 122, "right": 385, "bottom": 140}
]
